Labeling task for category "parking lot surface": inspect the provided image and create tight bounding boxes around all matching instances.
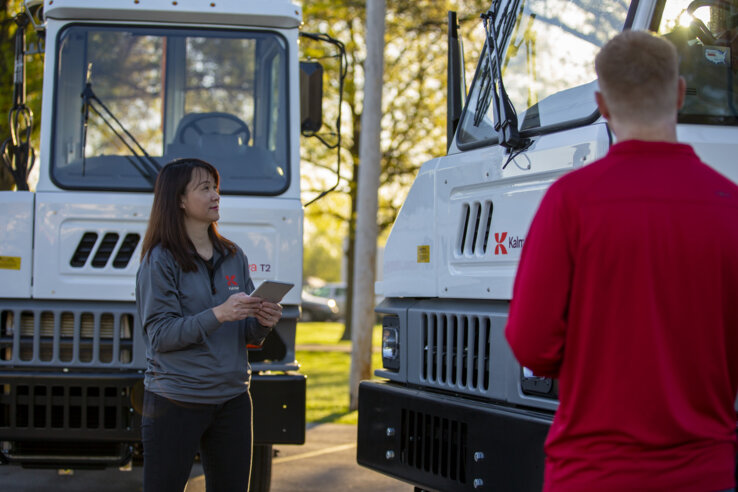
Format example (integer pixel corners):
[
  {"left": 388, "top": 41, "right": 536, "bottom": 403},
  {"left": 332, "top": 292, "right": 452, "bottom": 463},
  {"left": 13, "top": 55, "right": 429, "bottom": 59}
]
[{"left": 0, "top": 423, "right": 410, "bottom": 492}]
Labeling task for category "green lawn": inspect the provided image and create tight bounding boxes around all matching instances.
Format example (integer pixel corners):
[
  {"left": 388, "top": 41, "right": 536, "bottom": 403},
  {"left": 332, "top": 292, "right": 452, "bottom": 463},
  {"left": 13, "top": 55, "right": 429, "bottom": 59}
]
[{"left": 296, "top": 321, "right": 383, "bottom": 424}]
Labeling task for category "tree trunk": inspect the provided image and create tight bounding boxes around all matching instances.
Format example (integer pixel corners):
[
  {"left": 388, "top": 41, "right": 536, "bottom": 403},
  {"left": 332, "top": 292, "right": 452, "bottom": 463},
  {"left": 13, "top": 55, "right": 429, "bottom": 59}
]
[
  {"left": 340, "top": 171, "right": 359, "bottom": 340},
  {"left": 349, "top": 0, "right": 385, "bottom": 411}
]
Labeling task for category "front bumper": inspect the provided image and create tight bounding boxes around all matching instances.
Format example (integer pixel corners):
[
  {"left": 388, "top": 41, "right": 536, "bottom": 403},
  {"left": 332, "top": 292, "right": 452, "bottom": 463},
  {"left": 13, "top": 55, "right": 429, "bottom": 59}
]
[
  {"left": 357, "top": 381, "right": 552, "bottom": 492},
  {"left": 0, "top": 370, "right": 306, "bottom": 467},
  {"left": 0, "top": 371, "right": 143, "bottom": 467},
  {"left": 251, "top": 372, "right": 306, "bottom": 445}
]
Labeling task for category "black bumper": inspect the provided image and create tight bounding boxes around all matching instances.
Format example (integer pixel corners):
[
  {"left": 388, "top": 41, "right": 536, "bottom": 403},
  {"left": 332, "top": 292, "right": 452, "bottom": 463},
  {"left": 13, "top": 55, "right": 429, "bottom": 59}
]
[
  {"left": 0, "top": 371, "right": 143, "bottom": 467},
  {"left": 357, "top": 381, "right": 553, "bottom": 492},
  {"left": 0, "top": 371, "right": 305, "bottom": 467},
  {"left": 251, "top": 373, "right": 306, "bottom": 445}
]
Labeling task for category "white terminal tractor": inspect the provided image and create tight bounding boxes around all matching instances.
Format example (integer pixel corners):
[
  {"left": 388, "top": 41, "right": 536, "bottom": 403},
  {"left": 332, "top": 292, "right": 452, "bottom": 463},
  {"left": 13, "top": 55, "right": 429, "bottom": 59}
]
[
  {"left": 357, "top": 1, "right": 738, "bottom": 490},
  {"left": 0, "top": 1, "right": 339, "bottom": 487}
]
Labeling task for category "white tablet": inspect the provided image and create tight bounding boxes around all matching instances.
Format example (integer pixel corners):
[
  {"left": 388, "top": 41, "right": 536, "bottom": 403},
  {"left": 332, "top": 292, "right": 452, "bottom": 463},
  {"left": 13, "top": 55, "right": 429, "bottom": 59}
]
[{"left": 250, "top": 280, "right": 294, "bottom": 303}]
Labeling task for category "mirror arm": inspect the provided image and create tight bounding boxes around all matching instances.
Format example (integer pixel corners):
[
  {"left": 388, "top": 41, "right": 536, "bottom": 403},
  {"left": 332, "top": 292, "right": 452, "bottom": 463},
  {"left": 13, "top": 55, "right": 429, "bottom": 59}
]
[{"left": 299, "top": 31, "right": 348, "bottom": 207}]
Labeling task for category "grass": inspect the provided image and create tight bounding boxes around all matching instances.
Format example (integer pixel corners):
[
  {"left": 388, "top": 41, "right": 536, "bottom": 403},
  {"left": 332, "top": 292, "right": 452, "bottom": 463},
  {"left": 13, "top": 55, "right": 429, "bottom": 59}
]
[{"left": 295, "top": 321, "right": 383, "bottom": 424}]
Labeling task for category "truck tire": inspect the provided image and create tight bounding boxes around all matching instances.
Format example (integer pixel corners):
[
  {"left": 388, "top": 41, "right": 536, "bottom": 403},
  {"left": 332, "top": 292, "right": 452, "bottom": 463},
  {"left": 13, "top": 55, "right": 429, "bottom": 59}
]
[{"left": 249, "top": 444, "right": 272, "bottom": 492}]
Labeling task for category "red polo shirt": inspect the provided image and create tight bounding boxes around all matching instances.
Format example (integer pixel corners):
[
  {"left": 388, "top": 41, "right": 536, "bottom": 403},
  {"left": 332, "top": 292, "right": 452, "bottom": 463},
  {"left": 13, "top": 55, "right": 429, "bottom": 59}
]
[{"left": 506, "top": 140, "right": 738, "bottom": 491}]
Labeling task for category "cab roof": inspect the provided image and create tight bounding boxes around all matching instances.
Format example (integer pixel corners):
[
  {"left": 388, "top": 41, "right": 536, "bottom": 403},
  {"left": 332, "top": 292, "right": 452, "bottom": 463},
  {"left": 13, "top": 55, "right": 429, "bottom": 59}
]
[{"left": 42, "top": 0, "right": 302, "bottom": 29}]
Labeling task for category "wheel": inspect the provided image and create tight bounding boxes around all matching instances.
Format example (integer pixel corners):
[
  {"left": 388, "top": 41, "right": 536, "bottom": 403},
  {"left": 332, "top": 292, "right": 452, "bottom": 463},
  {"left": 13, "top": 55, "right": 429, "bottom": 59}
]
[{"left": 249, "top": 444, "right": 272, "bottom": 492}]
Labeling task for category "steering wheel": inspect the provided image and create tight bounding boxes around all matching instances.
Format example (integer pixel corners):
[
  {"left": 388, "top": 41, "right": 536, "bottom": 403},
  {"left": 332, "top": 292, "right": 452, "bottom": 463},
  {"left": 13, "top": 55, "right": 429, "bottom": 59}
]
[
  {"left": 176, "top": 112, "right": 251, "bottom": 147},
  {"left": 685, "top": 0, "right": 734, "bottom": 45}
]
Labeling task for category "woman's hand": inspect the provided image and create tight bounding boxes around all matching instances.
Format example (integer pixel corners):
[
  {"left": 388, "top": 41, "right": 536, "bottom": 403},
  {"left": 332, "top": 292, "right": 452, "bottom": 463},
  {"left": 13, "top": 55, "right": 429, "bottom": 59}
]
[
  {"left": 254, "top": 300, "right": 283, "bottom": 328},
  {"left": 213, "top": 293, "right": 262, "bottom": 323}
]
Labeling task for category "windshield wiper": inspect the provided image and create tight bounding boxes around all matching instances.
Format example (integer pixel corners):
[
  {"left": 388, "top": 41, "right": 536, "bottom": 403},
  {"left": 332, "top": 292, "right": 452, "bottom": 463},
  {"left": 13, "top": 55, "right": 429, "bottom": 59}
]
[
  {"left": 81, "top": 64, "right": 161, "bottom": 185},
  {"left": 479, "top": 6, "right": 529, "bottom": 155}
]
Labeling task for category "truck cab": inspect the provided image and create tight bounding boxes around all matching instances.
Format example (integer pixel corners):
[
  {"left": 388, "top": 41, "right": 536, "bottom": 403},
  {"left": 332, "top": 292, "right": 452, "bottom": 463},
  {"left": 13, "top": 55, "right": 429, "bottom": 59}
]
[
  {"left": 358, "top": 0, "right": 738, "bottom": 490},
  {"left": 1, "top": 0, "right": 310, "bottom": 484}
]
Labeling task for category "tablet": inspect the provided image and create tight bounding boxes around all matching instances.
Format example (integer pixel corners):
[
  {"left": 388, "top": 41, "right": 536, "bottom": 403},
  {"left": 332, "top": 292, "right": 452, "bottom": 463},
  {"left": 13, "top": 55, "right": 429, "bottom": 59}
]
[{"left": 250, "top": 280, "right": 294, "bottom": 303}]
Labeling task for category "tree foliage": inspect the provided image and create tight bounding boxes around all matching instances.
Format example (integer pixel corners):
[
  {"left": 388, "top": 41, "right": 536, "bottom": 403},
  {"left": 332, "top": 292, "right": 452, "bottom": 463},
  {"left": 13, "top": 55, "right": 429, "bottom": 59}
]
[
  {"left": 299, "top": 0, "right": 490, "bottom": 335},
  {"left": 0, "top": 0, "right": 43, "bottom": 190}
]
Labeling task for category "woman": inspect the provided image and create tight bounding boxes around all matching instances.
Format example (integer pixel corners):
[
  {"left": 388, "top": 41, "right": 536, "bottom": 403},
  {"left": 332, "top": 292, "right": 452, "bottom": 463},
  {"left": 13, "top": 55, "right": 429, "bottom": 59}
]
[{"left": 136, "top": 158, "right": 282, "bottom": 492}]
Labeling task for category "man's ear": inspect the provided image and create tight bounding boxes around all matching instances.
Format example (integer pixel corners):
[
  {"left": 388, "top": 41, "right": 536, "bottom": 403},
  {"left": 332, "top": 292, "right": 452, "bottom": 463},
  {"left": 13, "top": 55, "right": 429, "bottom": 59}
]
[
  {"left": 595, "top": 91, "right": 611, "bottom": 121},
  {"left": 676, "top": 76, "right": 686, "bottom": 110}
]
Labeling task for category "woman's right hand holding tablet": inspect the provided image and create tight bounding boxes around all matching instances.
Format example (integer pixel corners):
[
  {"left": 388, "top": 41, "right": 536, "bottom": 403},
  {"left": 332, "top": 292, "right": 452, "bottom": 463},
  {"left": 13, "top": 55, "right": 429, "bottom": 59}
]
[{"left": 213, "top": 292, "right": 263, "bottom": 322}]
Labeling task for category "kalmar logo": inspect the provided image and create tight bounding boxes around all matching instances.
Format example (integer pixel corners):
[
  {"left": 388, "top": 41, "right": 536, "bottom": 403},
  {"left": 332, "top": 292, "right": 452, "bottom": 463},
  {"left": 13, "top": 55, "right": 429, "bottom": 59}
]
[
  {"left": 226, "top": 275, "right": 238, "bottom": 287},
  {"left": 494, "top": 232, "right": 508, "bottom": 255}
]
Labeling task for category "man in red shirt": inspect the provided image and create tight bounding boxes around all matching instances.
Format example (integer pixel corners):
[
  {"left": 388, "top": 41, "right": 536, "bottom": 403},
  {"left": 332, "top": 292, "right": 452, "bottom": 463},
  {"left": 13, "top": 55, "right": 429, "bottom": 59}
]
[{"left": 505, "top": 30, "right": 738, "bottom": 491}]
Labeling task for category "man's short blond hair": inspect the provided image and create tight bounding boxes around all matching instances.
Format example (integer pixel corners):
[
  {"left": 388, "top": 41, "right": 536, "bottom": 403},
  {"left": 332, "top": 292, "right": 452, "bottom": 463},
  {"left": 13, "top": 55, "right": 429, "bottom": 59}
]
[{"left": 595, "top": 30, "right": 680, "bottom": 123}]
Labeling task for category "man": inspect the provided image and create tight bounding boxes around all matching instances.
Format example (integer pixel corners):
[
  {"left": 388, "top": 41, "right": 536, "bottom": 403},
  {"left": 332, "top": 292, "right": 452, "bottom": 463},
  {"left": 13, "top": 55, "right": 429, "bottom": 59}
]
[{"left": 505, "top": 30, "right": 738, "bottom": 491}]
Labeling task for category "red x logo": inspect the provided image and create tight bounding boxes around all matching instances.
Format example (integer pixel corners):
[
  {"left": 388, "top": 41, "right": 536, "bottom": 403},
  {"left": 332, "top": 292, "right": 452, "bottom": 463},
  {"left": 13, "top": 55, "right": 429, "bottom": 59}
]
[
  {"left": 494, "top": 232, "right": 508, "bottom": 255},
  {"left": 226, "top": 275, "right": 238, "bottom": 286}
]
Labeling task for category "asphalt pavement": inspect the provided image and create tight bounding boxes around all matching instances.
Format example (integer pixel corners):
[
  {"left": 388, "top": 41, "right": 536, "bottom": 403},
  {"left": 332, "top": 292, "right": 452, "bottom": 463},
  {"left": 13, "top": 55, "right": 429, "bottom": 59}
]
[{"left": 0, "top": 423, "right": 411, "bottom": 492}]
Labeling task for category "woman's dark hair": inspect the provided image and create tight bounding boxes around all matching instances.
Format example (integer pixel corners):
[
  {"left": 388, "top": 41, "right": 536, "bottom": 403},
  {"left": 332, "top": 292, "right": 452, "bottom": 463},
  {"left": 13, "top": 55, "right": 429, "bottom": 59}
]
[{"left": 140, "top": 158, "right": 236, "bottom": 271}]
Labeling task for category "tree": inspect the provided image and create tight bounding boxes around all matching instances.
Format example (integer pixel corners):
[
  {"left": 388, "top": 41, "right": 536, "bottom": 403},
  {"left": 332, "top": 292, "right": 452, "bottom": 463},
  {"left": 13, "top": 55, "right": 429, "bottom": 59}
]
[
  {"left": 349, "top": 0, "right": 385, "bottom": 411},
  {"left": 0, "top": 0, "right": 43, "bottom": 190},
  {"left": 299, "top": 0, "right": 490, "bottom": 340}
]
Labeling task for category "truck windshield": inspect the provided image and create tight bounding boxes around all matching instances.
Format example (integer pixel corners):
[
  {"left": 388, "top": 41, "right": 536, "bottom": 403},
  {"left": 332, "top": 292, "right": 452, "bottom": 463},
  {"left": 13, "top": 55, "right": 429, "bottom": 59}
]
[
  {"left": 656, "top": 0, "right": 738, "bottom": 125},
  {"left": 52, "top": 25, "right": 289, "bottom": 194},
  {"left": 458, "top": 0, "right": 630, "bottom": 146}
]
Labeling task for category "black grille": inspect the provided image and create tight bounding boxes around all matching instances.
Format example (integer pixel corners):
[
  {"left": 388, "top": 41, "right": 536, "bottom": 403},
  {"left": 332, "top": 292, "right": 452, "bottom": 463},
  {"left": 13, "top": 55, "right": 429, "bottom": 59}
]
[
  {"left": 70, "top": 232, "right": 98, "bottom": 267},
  {"left": 112, "top": 233, "right": 141, "bottom": 268},
  {"left": 91, "top": 233, "right": 120, "bottom": 268},
  {"left": 0, "top": 382, "right": 137, "bottom": 433},
  {"left": 400, "top": 408, "right": 467, "bottom": 484}
]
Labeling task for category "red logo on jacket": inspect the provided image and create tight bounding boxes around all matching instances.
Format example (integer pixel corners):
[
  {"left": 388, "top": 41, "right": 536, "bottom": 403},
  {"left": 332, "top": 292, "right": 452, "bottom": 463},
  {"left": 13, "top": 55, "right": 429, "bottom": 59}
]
[
  {"left": 226, "top": 275, "right": 238, "bottom": 286},
  {"left": 494, "top": 232, "right": 508, "bottom": 255}
]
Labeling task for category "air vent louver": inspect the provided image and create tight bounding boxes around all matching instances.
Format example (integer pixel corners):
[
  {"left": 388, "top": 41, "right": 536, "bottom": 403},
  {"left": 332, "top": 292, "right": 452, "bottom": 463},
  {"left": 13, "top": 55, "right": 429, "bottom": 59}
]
[
  {"left": 456, "top": 201, "right": 494, "bottom": 256},
  {"left": 91, "top": 233, "right": 120, "bottom": 268},
  {"left": 70, "top": 233, "right": 99, "bottom": 267},
  {"left": 400, "top": 408, "right": 467, "bottom": 484},
  {"left": 112, "top": 233, "right": 140, "bottom": 268}
]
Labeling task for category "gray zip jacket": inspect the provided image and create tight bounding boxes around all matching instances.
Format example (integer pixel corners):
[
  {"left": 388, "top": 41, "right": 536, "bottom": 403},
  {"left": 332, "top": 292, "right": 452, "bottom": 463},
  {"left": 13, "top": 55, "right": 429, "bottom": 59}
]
[{"left": 136, "top": 244, "right": 271, "bottom": 404}]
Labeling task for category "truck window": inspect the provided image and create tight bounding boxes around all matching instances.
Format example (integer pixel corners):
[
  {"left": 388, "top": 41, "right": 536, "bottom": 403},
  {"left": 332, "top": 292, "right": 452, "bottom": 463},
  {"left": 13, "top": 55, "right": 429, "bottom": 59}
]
[
  {"left": 458, "top": 0, "right": 629, "bottom": 148},
  {"left": 656, "top": 0, "right": 738, "bottom": 125},
  {"left": 51, "top": 26, "right": 290, "bottom": 194}
]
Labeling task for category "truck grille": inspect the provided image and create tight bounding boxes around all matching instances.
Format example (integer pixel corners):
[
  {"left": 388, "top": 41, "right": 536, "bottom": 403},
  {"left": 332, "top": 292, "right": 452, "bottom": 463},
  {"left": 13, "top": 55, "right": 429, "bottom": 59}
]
[
  {"left": 0, "top": 383, "right": 135, "bottom": 432},
  {"left": 420, "top": 313, "right": 491, "bottom": 392},
  {"left": 400, "top": 408, "right": 467, "bottom": 484},
  {"left": 0, "top": 301, "right": 142, "bottom": 368}
]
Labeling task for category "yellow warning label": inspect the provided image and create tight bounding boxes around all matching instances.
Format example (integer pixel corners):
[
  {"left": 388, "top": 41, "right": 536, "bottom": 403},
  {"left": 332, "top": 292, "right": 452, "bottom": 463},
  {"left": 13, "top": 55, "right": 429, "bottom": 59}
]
[
  {"left": 0, "top": 256, "right": 21, "bottom": 270},
  {"left": 417, "top": 245, "right": 430, "bottom": 263}
]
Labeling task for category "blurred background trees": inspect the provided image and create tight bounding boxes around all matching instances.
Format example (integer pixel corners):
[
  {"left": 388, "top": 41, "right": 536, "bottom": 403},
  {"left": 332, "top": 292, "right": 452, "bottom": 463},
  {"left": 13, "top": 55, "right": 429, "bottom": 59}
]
[
  {"left": 1, "top": 0, "right": 492, "bottom": 329},
  {"left": 1, "top": 0, "right": 43, "bottom": 190},
  {"left": 299, "top": 0, "right": 489, "bottom": 337}
]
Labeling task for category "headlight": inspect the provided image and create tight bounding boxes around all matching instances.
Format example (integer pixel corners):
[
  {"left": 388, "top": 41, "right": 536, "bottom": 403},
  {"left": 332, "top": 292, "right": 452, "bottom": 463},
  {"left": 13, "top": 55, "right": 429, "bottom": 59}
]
[
  {"left": 327, "top": 299, "right": 337, "bottom": 308},
  {"left": 381, "top": 316, "right": 400, "bottom": 370},
  {"left": 521, "top": 366, "right": 557, "bottom": 399}
]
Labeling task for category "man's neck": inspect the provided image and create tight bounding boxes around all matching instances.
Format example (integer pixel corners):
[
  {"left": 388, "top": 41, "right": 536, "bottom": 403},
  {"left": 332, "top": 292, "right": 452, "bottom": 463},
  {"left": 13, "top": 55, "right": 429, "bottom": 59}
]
[{"left": 610, "top": 119, "right": 678, "bottom": 143}]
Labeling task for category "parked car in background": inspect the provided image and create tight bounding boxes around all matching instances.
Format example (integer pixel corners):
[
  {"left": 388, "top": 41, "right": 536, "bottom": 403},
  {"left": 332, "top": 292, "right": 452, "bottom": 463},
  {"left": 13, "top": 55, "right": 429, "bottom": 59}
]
[
  {"left": 300, "top": 288, "right": 340, "bottom": 322},
  {"left": 304, "top": 282, "right": 384, "bottom": 322},
  {"left": 305, "top": 283, "right": 347, "bottom": 318}
]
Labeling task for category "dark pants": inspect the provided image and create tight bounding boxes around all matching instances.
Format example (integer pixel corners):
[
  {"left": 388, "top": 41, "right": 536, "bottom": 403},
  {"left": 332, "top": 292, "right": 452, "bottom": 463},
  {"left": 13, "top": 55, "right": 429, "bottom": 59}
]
[{"left": 142, "top": 389, "right": 253, "bottom": 492}]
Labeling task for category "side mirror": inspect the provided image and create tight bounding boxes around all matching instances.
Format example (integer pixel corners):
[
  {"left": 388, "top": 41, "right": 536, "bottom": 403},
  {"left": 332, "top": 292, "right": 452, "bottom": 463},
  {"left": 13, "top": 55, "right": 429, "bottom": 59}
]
[{"left": 299, "top": 61, "right": 323, "bottom": 134}]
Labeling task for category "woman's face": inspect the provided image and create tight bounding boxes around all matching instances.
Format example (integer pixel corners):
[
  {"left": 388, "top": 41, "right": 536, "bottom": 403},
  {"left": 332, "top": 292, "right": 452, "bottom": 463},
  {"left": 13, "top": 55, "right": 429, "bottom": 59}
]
[{"left": 180, "top": 168, "right": 220, "bottom": 226}]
